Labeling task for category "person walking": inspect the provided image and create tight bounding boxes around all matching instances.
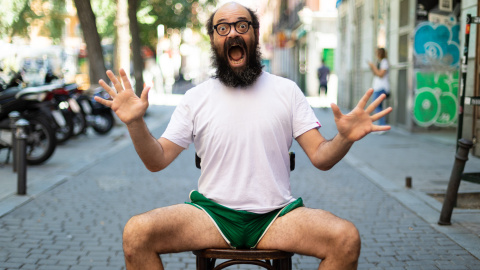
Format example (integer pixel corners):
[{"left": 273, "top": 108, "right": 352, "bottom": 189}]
[
  {"left": 368, "top": 48, "right": 390, "bottom": 129},
  {"left": 317, "top": 59, "right": 330, "bottom": 97}
]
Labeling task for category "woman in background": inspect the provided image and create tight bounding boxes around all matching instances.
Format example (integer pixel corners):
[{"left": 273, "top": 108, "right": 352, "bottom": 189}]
[{"left": 368, "top": 48, "right": 390, "bottom": 129}]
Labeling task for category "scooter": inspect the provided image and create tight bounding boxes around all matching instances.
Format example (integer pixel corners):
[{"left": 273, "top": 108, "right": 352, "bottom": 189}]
[
  {"left": 49, "top": 83, "right": 86, "bottom": 142},
  {"left": 0, "top": 83, "right": 58, "bottom": 165},
  {"left": 74, "top": 86, "right": 115, "bottom": 135}
]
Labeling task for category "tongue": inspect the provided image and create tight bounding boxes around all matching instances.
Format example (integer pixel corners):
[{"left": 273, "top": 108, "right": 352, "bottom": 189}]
[{"left": 229, "top": 47, "right": 243, "bottom": 61}]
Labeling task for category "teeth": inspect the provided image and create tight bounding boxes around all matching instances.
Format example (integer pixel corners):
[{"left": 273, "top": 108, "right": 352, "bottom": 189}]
[{"left": 231, "top": 58, "right": 244, "bottom": 65}]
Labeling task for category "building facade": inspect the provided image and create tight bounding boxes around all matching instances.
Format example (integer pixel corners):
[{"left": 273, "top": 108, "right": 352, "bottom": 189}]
[
  {"left": 335, "top": 0, "right": 480, "bottom": 156},
  {"left": 260, "top": 0, "right": 338, "bottom": 102}
]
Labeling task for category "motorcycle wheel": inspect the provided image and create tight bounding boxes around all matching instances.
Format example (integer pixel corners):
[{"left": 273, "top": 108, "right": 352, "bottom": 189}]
[
  {"left": 72, "top": 111, "right": 87, "bottom": 136},
  {"left": 92, "top": 112, "right": 115, "bottom": 135},
  {"left": 55, "top": 110, "right": 74, "bottom": 144},
  {"left": 25, "top": 115, "right": 57, "bottom": 165}
]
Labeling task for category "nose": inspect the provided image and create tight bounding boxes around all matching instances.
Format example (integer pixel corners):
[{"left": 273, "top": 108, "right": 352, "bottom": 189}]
[{"left": 227, "top": 26, "right": 241, "bottom": 38}]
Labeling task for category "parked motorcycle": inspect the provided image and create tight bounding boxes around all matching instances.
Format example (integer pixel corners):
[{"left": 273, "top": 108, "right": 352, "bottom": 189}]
[
  {"left": 0, "top": 83, "right": 58, "bottom": 165},
  {"left": 74, "top": 87, "right": 115, "bottom": 135},
  {"left": 64, "top": 83, "right": 87, "bottom": 137},
  {"left": 49, "top": 83, "right": 86, "bottom": 143}
]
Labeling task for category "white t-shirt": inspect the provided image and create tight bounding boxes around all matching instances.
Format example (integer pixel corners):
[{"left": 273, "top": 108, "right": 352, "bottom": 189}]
[
  {"left": 161, "top": 72, "right": 321, "bottom": 214},
  {"left": 372, "top": 58, "right": 389, "bottom": 92}
]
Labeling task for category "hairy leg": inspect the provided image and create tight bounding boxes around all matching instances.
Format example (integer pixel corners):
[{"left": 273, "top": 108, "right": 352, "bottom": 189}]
[
  {"left": 122, "top": 204, "right": 229, "bottom": 270},
  {"left": 256, "top": 207, "right": 361, "bottom": 270}
]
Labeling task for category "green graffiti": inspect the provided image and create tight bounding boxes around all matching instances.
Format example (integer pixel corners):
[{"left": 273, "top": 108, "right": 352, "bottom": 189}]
[
  {"left": 437, "top": 92, "right": 457, "bottom": 126},
  {"left": 413, "top": 71, "right": 458, "bottom": 127},
  {"left": 414, "top": 88, "right": 440, "bottom": 126}
]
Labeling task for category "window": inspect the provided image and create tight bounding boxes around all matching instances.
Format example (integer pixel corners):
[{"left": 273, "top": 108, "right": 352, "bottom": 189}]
[
  {"left": 399, "top": 0, "right": 409, "bottom": 27},
  {"left": 399, "top": 33, "right": 409, "bottom": 62}
]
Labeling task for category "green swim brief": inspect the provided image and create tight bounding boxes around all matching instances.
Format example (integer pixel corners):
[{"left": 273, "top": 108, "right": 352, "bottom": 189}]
[{"left": 186, "top": 190, "right": 304, "bottom": 249}]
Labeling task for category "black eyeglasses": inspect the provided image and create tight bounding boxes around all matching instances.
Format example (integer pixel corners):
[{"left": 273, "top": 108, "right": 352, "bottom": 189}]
[{"left": 213, "top": 20, "right": 252, "bottom": 36}]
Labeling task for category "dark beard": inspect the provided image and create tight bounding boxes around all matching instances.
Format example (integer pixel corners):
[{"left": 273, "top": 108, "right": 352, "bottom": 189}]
[{"left": 211, "top": 37, "right": 263, "bottom": 88}]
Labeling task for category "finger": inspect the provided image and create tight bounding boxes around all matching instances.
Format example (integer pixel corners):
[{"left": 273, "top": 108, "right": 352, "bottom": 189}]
[
  {"left": 371, "top": 107, "right": 392, "bottom": 122},
  {"left": 94, "top": 96, "right": 113, "bottom": 108},
  {"left": 357, "top": 88, "right": 374, "bottom": 109},
  {"left": 372, "top": 125, "right": 391, "bottom": 132},
  {"left": 99, "top": 79, "right": 116, "bottom": 98},
  {"left": 330, "top": 103, "right": 343, "bottom": 119},
  {"left": 106, "top": 70, "right": 124, "bottom": 93},
  {"left": 119, "top": 68, "right": 134, "bottom": 92},
  {"left": 140, "top": 86, "right": 151, "bottom": 102},
  {"left": 366, "top": 93, "right": 386, "bottom": 113}
]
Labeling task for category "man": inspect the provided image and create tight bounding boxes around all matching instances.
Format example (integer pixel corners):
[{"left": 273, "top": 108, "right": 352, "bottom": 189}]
[
  {"left": 317, "top": 59, "right": 330, "bottom": 96},
  {"left": 95, "top": 2, "right": 392, "bottom": 270}
]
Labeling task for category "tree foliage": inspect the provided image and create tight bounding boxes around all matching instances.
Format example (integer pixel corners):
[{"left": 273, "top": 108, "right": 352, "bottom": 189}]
[
  {"left": 91, "top": 0, "right": 116, "bottom": 40},
  {"left": 0, "top": 0, "right": 66, "bottom": 43},
  {"left": 1, "top": 0, "right": 217, "bottom": 87},
  {"left": 137, "top": 0, "right": 216, "bottom": 49},
  {"left": 1, "top": 0, "right": 216, "bottom": 48}
]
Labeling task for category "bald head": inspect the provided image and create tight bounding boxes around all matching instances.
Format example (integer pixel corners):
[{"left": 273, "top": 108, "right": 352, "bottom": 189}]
[
  {"left": 214, "top": 2, "right": 250, "bottom": 22},
  {"left": 206, "top": 2, "right": 260, "bottom": 38}
]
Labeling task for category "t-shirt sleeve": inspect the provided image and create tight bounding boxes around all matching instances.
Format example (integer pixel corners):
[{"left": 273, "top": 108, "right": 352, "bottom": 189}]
[
  {"left": 292, "top": 85, "right": 321, "bottom": 138},
  {"left": 380, "top": 59, "right": 389, "bottom": 70},
  {"left": 160, "top": 93, "right": 194, "bottom": 149}
]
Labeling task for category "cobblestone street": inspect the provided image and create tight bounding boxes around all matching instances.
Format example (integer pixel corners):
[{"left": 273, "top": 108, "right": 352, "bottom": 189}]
[{"left": 1, "top": 106, "right": 479, "bottom": 269}]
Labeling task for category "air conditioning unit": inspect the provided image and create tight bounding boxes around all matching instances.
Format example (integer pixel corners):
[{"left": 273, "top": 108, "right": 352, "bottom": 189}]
[{"left": 439, "top": 0, "right": 453, "bottom": 12}]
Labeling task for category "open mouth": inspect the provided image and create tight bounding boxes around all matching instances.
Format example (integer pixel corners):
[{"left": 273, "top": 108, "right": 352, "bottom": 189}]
[{"left": 227, "top": 45, "right": 246, "bottom": 67}]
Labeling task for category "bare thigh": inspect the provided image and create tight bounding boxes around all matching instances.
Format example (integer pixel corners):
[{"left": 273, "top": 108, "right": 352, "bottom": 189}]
[
  {"left": 256, "top": 207, "right": 358, "bottom": 258},
  {"left": 124, "top": 204, "right": 230, "bottom": 254}
]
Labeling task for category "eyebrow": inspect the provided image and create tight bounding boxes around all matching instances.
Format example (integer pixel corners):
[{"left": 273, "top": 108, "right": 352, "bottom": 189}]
[{"left": 215, "top": 16, "right": 249, "bottom": 24}]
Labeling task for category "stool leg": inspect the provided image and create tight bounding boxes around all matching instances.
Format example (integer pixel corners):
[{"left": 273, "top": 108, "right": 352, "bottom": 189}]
[
  {"left": 197, "top": 256, "right": 215, "bottom": 270},
  {"left": 272, "top": 258, "right": 292, "bottom": 270}
]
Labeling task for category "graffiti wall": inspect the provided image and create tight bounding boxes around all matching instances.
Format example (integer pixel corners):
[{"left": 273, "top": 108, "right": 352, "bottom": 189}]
[{"left": 413, "top": 0, "right": 461, "bottom": 127}]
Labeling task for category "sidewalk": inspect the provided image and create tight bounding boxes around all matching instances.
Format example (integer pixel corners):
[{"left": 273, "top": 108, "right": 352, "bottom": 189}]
[
  {"left": 312, "top": 105, "right": 480, "bottom": 260},
  {"left": 0, "top": 105, "right": 174, "bottom": 218},
  {"left": 0, "top": 97, "right": 479, "bottom": 266}
]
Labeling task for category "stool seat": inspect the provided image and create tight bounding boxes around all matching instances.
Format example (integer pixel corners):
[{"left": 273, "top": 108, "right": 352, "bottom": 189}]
[{"left": 193, "top": 248, "right": 293, "bottom": 270}]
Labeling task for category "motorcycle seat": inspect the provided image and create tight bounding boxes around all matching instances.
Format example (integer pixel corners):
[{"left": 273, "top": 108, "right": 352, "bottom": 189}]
[{"left": 0, "top": 87, "right": 21, "bottom": 104}]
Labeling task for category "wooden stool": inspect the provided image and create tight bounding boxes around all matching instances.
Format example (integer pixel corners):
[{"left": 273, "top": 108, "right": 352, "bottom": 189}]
[{"left": 193, "top": 248, "right": 293, "bottom": 270}]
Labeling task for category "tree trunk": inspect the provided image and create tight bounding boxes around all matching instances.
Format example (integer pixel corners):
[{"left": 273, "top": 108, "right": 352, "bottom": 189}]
[
  {"left": 128, "top": 0, "right": 144, "bottom": 97},
  {"left": 73, "top": 0, "right": 107, "bottom": 85},
  {"left": 115, "top": 0, "right": 130, "bottom": 76}
]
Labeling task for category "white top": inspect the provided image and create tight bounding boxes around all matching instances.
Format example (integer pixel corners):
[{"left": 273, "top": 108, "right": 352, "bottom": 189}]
[
  {"left": 372, "top": 58, "right": 389, "bottom": 92},
  {"left": 161, "top": 72, "right": 321, "bottom": 214}
]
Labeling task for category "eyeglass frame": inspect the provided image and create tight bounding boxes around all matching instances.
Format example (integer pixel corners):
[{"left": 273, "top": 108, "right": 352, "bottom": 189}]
[{"left": 213, "top": 20, "right": 253, "bottom": 36}]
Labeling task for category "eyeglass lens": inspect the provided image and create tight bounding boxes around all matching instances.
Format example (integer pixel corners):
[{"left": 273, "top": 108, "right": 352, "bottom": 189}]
[{"left": 216, "top": 21, "right": 249, "bottom": 36}]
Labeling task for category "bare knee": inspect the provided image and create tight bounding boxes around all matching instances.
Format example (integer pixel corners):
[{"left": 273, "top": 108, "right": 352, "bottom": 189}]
[
  {"left": 123, "top": 214, "right": 155, "bottom": 258},
  {"left": 331, "top": 220, "right": 361, "bottom": 263}
]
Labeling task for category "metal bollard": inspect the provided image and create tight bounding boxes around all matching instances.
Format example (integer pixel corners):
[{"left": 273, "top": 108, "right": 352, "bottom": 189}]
[
  {"left": 8, "top": 111, "right": 20, "bottom": 171},
  {"left": 15, "top": 119, "right": 29, "bottom": 195},
  {"left": 438, "top": 138, "right": 474, "bottom": 225},
  {"left": 405, "top": 176, "right": 412, "bottom": 188}
]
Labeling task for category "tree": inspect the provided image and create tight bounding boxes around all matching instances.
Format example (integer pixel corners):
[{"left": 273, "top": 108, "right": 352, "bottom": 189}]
[
  {"left": 129, "top": 0, "right": 144, "bottom": 96},
  {"left": 73, "top": 0, "right": 108, "bottom": 84},
  {"left": 115, "top": 0, "right": 130, "bottom": 75},
  {"left": 1, "top": 0, "right": 216, "bottom": 89},
  {"left": 127, "top": 0, "right": 216, "bottom": 96}
]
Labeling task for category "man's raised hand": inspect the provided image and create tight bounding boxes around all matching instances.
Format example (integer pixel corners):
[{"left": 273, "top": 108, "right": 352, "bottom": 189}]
[
  {"left": 95, "top": 69, "right": 150, "bottom": 125},
  {"left": 330, "top": 88, "right": 392, "bottom": 142}
]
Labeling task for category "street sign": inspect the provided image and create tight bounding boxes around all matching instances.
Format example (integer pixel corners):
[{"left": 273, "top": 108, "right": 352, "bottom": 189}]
[
  {"left": 465, "top": 96, "right": 480, "bottom": 106},
  {"left": 472, "top": 16, "right": 480, "bottom": 24}
]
